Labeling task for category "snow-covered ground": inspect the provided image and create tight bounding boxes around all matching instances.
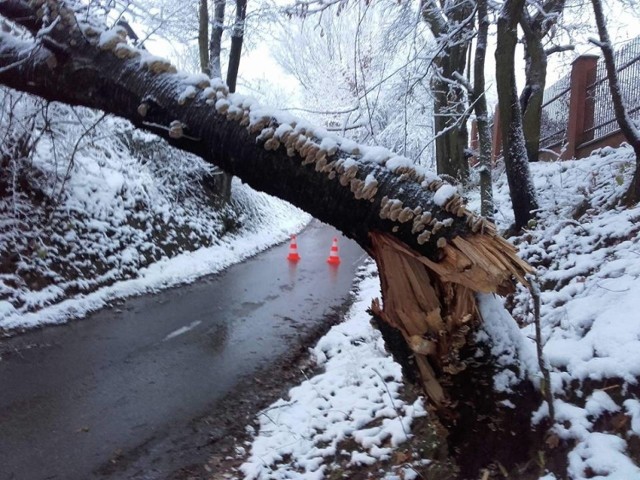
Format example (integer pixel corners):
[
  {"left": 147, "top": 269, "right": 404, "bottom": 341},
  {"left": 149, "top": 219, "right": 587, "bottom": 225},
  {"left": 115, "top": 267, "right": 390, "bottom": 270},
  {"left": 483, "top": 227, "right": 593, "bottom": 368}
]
[
  {"left": 502, "top": 146, "right": 640, "bottom": 479},
  {"left": 234, "top": 145, "right": 640, "bottom": 479},
  {"left": 240, "top": 262, "right": 428, "bottom": 480}
]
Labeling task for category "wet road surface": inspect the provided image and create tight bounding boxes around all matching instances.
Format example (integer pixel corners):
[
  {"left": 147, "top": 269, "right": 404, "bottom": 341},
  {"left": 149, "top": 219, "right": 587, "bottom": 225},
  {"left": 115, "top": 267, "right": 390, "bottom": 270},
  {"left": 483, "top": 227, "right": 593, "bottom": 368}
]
[{"left": 0, "top": 221, "right": 366, "bottom": 480}]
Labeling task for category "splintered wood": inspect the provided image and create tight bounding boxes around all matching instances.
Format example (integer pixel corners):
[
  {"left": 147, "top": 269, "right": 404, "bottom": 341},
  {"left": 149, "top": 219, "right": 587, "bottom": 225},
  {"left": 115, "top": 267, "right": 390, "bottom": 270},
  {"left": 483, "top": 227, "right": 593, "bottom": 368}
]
[{"left": 369, "top": 231, "right": 532, "bottom": 409}]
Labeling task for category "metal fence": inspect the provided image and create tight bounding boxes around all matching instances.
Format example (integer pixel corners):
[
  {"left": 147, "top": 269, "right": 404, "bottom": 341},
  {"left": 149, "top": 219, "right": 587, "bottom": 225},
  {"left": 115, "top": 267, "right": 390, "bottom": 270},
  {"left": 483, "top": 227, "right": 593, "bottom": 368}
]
[
  {"left": 540, "top": 74, "right": 571, "bottom": 150},
  {"left": 540, "top": 36, "right": 640, "bottom": 153},
  {"left": 584, "top": 36, "right": 640, "bottom": 142}
]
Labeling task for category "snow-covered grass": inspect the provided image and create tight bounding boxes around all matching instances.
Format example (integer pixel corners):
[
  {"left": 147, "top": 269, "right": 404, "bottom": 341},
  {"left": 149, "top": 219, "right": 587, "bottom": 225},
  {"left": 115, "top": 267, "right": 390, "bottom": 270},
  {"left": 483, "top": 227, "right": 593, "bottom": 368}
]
[
  {"left": 239, "top": 262, "right": 430, "bottom": 479},
  {"left": 0, "top": 90, "right": 310, "bottom": 332}
]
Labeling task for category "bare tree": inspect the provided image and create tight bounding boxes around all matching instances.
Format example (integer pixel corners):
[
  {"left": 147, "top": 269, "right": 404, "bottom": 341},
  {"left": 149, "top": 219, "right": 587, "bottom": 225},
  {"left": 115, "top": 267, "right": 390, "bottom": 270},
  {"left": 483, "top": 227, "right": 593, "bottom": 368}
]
[
  {"left": 209, "top": 0, "right": 226, "bottom": 78},
  {"left": 590, "top": 0, "right": 640, "bottom": 205},
  {"left": 271, "top": 1, "right": 434, "bottom": 165},
  {"left": 197, "top": 0, "right": 233, "bottom": 202},
  {"left": 471, "top": 0, "right": 493, "bottom": 218},
  {"left": 198, "top": 0, "right": 211, "bottom": 75},
  {"left": 226, "top": 0, "right": 247, "bottom": 93}
]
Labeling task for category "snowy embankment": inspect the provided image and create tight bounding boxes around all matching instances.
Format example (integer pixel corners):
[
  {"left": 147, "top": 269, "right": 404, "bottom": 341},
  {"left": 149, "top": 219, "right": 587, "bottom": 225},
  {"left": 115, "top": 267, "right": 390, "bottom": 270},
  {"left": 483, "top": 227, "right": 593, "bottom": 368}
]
[
  {"left": 0, "top": 183, "right": 309, "bottom": 331},
  {"left": 238, "top": 145, "right": 640, "bottom": 479},
  {"left": 495, "top": 145, "right": 640, "bottom": 479},
  {"left": 0, "top": 92, "right": 309, "bottom": 332}
]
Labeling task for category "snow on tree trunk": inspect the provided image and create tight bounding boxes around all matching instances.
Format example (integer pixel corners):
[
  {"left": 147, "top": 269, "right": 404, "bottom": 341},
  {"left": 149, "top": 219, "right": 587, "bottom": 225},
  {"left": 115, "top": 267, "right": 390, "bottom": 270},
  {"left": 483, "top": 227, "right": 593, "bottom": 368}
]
[
  {"left": 226, "top": 0, "right": 246, "bottom": 94},
  {"left": 519, "top": 0, "right": 567, "bottom": 165},
  {"left": 0, "top": 1, "right": 544, "bottom": 473},
  {"left": 473, "top": 0, "right": 494, "bottom": 218},
  {"left": 209, "top": 0, "right": 226, "bottom": 79},
  {"left": 495, "top": 0, "right": 539, "bottom": 229},
  {"left": 198, "top": 0, "right": 210, "bottom": 76},
  {"left": 421, "top": 0, "right": 473, "bottom": 184}
]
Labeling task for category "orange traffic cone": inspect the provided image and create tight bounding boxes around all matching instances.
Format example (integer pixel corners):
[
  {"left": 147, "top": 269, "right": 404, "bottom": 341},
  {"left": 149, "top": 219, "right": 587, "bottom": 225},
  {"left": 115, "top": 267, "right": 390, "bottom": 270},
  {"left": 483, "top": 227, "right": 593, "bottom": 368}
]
[
  {"left": 287, "top": 235, "right": 301, "bottom": 262},
  {"left": 327, "top": 237, "right": 341, "bottom": 265}
]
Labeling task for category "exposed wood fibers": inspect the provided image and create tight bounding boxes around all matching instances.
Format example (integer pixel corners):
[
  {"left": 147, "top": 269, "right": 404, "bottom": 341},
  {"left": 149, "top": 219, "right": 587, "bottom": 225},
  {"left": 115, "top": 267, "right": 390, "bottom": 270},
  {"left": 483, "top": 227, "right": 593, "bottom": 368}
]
[{"left": 369, "top": 231, "right": 533, "bottom": 411}]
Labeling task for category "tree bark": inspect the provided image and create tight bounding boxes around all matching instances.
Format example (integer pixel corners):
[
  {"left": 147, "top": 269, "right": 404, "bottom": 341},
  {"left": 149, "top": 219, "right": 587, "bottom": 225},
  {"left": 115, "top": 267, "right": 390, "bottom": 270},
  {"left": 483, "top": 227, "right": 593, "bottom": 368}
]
[
  {"left": 198, "top": 0, "right": 210, "bottom": 76},
  {"left": 590, "top": 0, "right": 640, "bottom": 206},
  {"left": 472, "top": 0, "right": 494, "bottom": 218},
  {"left": 495, "top": 0, "right": 539, "bottom": 229},
  {"left": 520, "top": 37, "right": 546, "bottom": 164},
  {"left": 209, "top": 0, "right": 226, "bottom": 78},
  {"left": 519, "top": 0, "right": 566, "bottom": 164},
  {"left": 0, "top": 2, "right": 542, "bottom": 473},
  {"left": 421, "top": 0, "right": 473, "bottom": 184},
  {"left": 226, "top": 0, "right": 246, "bottom": 94}
]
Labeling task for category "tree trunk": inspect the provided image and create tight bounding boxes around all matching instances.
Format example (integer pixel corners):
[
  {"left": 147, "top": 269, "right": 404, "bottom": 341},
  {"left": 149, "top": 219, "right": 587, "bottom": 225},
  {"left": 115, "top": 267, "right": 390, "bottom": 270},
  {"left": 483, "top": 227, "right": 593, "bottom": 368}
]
[
  {"left": 432, "top": 77, "right": 470, "bottom": 183},
  {"left": 518, "top": 0, "right": 566, "bottom": 165},
  {"left": 472, "top": 0, "right": 494, "bottom": 218},
  {"left": 198, "top": 0, "right": 210, "bottom": 76},
  {"left": 209, "top": 0, "right": 226, "bottom": 79},
  {"left": 591, "top": 0, "right": 640, "bottom": 206},
  {"left": 495, "top": 0, "right": 539, "bottom": 229},
  {"left": 520, "top": 38, "right": 546, "bottom": 164},
  {"left": 198, "top": 0, "right": 231, "bottom": 204},
  {"left": 421, "top": 0, "right": 473, "bottom": 185},
  {"left": 226, "top": 0, "right": 246, "bottom": 94},
  {"left": 0, "top": 2, "right": 543, "bottom": 474},
  {"left": 369, "top": 233, "right": 542, "bottom": 476}
]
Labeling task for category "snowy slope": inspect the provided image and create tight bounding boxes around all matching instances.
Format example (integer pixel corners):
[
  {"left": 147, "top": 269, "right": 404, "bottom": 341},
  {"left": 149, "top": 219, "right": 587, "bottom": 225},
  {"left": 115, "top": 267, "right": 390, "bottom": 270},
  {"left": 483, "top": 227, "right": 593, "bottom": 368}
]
[
  {"left": 236, "top": 145, "right": 640, "bottom": 479},
  {"left": 500, "top": 146, "right": 640, "bottom": 479},
  {"left": 0, "top": 90, "right": 310, "bottom": 332}
]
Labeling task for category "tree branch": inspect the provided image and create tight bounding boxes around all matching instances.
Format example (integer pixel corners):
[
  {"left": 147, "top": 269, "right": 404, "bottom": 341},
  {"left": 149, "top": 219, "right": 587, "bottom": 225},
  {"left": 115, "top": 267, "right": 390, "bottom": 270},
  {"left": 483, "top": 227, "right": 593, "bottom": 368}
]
[
  {"left": 544, "top": 43, "right": 574, "bottom": 55},
  {"left": 420, "top": 0, "right": 448, "bottom": 38}
]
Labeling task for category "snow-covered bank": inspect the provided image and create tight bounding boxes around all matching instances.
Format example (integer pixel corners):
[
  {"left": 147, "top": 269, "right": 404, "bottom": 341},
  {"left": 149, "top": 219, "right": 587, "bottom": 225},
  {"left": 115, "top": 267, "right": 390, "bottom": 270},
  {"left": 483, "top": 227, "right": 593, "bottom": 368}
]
[
  {"left": 0, "top": 183, "right": 309, "bottom": 331},
  {"left": 0, "top": 90, "right": 310, "bottom": 332},
  {"left": 497, "top": 145, "right": 640, "bottom": 479}
]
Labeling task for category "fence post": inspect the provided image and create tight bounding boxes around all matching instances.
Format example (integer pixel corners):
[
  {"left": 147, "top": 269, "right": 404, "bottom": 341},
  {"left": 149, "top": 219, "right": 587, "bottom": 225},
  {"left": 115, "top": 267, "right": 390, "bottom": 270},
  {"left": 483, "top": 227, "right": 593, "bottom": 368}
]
[{"left": 563, "top": 54, "right": 599, "bottom": 160}]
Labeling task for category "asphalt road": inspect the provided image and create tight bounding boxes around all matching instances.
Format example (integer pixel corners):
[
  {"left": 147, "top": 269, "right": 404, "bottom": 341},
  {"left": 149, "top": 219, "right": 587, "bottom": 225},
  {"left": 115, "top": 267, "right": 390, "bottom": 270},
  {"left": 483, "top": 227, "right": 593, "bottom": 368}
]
[{"left": 0, "top": 221, "right": 366, "bottom": 480}]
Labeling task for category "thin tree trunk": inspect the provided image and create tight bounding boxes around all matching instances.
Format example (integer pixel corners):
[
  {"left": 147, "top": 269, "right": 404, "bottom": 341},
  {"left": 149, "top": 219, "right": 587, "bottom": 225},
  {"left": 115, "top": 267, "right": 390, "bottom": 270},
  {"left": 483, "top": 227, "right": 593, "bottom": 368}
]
[
  {"left": 226, "top": 0, "right": 246, "bottom": 93},
  {"left": 0, "top": 3, "right": 543, "bottom": 474},
  {"left": 421, "top": 0, "right": 473, "bottom": 185},
  {"left": 198, "top": 0, "right": 231, "bottom": 204},
  {"left": 518, "top": 0, "right": 566, "bottom": 164},
  {"left": 473, "top": 0, "right": 494, "bottom": 218},
  {"left": 198, "top": 0, "right": 210, "bottom": 76},
  {"left": 432, "top": 77, "right": 470, "bottom": 183},
  {"left": 591, "top": 0, "right": 640, "bottom": 205},
  {"left": 495, "top": 0, "right": 539, "bottom": 229},
  {"left": 209, "top": 0, "right": 225, "bottom": 78}
]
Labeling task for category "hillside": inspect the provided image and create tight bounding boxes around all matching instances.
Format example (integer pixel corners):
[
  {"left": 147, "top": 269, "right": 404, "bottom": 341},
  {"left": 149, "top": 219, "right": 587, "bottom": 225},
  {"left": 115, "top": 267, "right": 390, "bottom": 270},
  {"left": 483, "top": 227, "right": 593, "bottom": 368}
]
[
  {"left": 232, "top": 144, "right": 640, "bottom": 479},
  {"left": 0, "top": 89, "right": 309, "bottom": 333}
]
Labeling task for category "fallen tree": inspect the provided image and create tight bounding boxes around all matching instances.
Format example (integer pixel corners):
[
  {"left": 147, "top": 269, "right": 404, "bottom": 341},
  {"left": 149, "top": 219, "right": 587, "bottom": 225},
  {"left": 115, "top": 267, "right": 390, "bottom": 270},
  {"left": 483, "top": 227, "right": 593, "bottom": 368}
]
[{"left": 0, "top": 1, "right": 545, "bottom": 476}]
